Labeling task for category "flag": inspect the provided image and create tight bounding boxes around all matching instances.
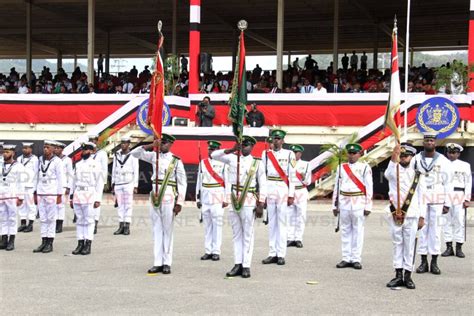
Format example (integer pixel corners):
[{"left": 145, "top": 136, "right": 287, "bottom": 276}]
[
  {"left": 382, "top": 21, "right": 401, "bottom": 141},
  {"left": 148, "top": 33, "right": 165, "bottom": 138},
  {"left": 228, "top": 31, "right": 247, "bottom": 142}
]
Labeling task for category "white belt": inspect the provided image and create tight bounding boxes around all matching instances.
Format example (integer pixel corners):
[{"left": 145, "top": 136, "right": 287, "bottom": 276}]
[{"left": 76, "top": 186, "right": 94, "bottom": 191}]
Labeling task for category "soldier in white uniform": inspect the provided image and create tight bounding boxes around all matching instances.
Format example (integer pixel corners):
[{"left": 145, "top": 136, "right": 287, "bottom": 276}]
[
  {"left": 287, "top": 144, "right": 311, "bottom": 248},
  {"left": 441, "top": 143, "right": 471, "bottom": 258},
  {"left": 132, "top": 134, "right": 187, "bottom": 275},
  {"left": 111, "top": 137, "right": 139, "bottom": 235},
  {"left": 415, "top": 132, "right": 453, "bottom": 275},
  {"left": 384, "top": 143, "right": 424, "bottom": 290},
  {"left": 33, "top": 140, "right": 64, "bottom": 253},
  {"left": 0, "top": 144, "right": 26, "bottom": 251},
  {"left": 196, "top": 140, "right": 227, "bottom": 261},
  {"left": 332, "top": 143, "right": 373, "bottom": 270},
  {"left": 69, "top": 142, "right": 104, "bottom": 255},
  {"left": 261, "top": 129, "right": 296, "bottom": 266},
  {"left": 212, "top": 136, "right": 267, "bottom": 278},
  {"left": 0, "top": 142, "right": 4, "bottom": 166},
  {"left": 17, "top": 142, "right": 39, "bottom": 233},
  {"left": 54, "top": 141, "right": 73, "bottom": 233},
  {"left": 88, "top": 134, "right": 108, "bottom": 234}
]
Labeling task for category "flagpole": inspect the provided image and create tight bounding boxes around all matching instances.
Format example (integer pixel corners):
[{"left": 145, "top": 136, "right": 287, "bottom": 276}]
[{"left": 403, "top": 0, "right": 411, "bottom": 140}]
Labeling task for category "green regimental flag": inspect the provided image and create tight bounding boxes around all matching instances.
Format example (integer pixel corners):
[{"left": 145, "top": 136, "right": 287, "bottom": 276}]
[{"left": 228, "top": 31, "right": 247, "bottom": 143}]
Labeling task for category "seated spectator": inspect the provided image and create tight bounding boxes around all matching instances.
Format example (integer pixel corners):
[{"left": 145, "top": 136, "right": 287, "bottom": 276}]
[
  {"left": 327, "top": 78, "right": 342, "bottom": 93},
  {"left": 313, "top": 81, "right": 327, "bottom": 94},
  {"left": 300, "top": 79, "right": 314, "bottom": 93}
]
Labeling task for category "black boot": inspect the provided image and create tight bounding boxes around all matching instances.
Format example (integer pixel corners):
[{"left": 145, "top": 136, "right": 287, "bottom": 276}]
[
  {"left": 18, "top": 219, "right": 27, "bottom": 232},
  {"left": 0, "top": 235, "right": 8, "bottom": 249},
  {"left": 430, "top": 255, "right": 441, "bottom": 275},
  {"left": 226, "top": 264, "right": 243, "bottom": 277},
  {"left": 386, "top": 268, "right": 404, "bottom": 288},
  {"left": 72, "top": 240, "right": 85, "bottom": 255},
  {"left": 123, "top": 222, "right": 130, "bottom": 235},
  {"left": 162, "top": 265, "right": 171, "bottom": 274},
  {"left": 94, "top": 220, "right": 98, "bottom": 234},
  {"left": 33, "top": 237, "right": 47, "bottom": 253},
  {"left": 55, "top": 220, "right": 63, "bottom": 233},
  {"left": 262, "top": 256, "right": 278, "bottom": 264},
  {"left": 404, "top": 270, "right": 416, "bottom": 289},
  {"left": 23, "top": 220, "right": 34, "bottom": 233},
  {"left": 456, "top": 243, "right": 465, "bottom": 258},
  {"left": 6, "top": 235, "right": 15, "bottom": 251},
  {"left": 42, "top": 238, "right": 54, "bottom": 253},
  {"left": 113, "top": 222, "right": 124, "bottom": 235},
  {"left": 441, "top": 242, "right": 454, "bottom": 257},
  {"left": 416, "top": 255, "right": 428, "bottom": 273},
  {"left": 81, "top": 240, "right": 91, "bottom": 255},
  {"left": 242, "top": 268, "right": 251, "bottom": 278}
]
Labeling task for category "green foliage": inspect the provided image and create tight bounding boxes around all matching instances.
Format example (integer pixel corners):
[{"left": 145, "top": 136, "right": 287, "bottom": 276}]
[
  {"left": 434, "top": 62, "right": 474, "bottom": 94},
  {"left": 164, "top": 54, "right": 179, "bottom": 95},
  {"left": 319, "top": 132, "right": 359, "bottom": 172}
]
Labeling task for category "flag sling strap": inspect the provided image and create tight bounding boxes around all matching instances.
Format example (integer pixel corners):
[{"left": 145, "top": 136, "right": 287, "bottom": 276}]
[
  {"left": 231, "top": 158, "right": 259, "bottom": 212},
  {"left": 152, "top": 157, "right": 178, "bottom": 209},
  {"left": 203, "top": 159, "right": 225, "bottom": 187},
  {"left": 295, "top": 171, "right": 306, "bottom": 187},
  {"left": 342, "top": 163, "right": 366, "bottom": 195},
  {"left": 390, "top": 171, "right": 421, "bottom": 214},
  {"left": 266, "top": 150, "right": 289, "bottom": 186}
]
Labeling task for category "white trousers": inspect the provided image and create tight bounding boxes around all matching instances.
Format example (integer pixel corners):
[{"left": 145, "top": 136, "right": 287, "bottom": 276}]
[
  {"left": 202, "top": 203, "right": 224, "bottom": 255},
  {"left": 150, "top": 202, "right": 175, "bottom": 266},
  {"left": 56, "top": 190, "right": 68, "bottom": 220},
  {"left": 389, "top": 216, "right": 418, "bottom": 271},
  {"left": 267, "top": 201, "right": 289, "bottom": 257},
  {"left": 74, "top": 203, "right": 95, "bottom": 240},
  {"left": 38, "top": 195, "right": 57, "bottom": 238},
  {"left": 18, "top": 188, "right": 36, "bottom": 221},
  {"left": 0, "top": 199, "right": 18, "bottom": 235},
  {"left": 115, "top": 184, "right": 134, "bottom": 223},
  {"left": 229, "top": 206, "right": 255, "bottom": 268},
  {"left": 443, "top": 203, "right": 466, "bottom": 243},
  {"left": 418, "top": 204, "right": 443, "bottom": 255},
  {"left": 340, "top": 208, "right": 365, "bottom": 263},
  {"left": 94, "top": 206, "right": 101, "bottom": 222},
  {"left": 288, "top": 189, "right": 308, "bottom": 242}
]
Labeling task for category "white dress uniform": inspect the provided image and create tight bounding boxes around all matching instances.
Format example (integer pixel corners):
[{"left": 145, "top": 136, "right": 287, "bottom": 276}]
[
  {"left": 261, "top": 148, "right": 296, "bottom": 259},
  {"left": 132, "top": 146, "right": 187, "bottom": 268},
  {"left": 92, "top": 149, "right": 108, "bottom": 222},
  {"left": 17, "top": 154, "right": 39, "bottom": 221},
  {"left": 414, "top": 152, "right": 453, "bottom": 255},
  {"left": 196, "top": 158, "right": 226, "bottom": 256},
  {"left": 288, "top": 159, "right": 311, "bottom": 243},
  {"left": 71, "top": 156, "right": 104, "bottom": 241},
  {"left": 0, "top": 160, "right": 26, "bottom": 237},
  {"left": 211, "top": 150, "right": 267, "bottom": 268},
  {"left": 112, "top": 150, "right": 139, "bottom": 224},
  {"left": 332, "top": 161, "right": 373, "bottom": 263},
  {"left": 384, "top": 160, "right": 422, "bottom": 271},
  {"left": 35, "top": 155, "right": 63, "bottom": 239},
  {"left": 443, "top": 158, "right": 471, "bottom": 243},
  {"left": 57, "top": 155, "right": 73, "bottom": 221}
]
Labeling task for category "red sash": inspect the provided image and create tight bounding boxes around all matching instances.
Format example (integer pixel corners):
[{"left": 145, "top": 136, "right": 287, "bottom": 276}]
[
  {"left": 267, "top": 150, "right": 289, "bottom": 186},
  {"left": 203, "top": 159, "right": 225, "bottom": 187},
  {"left": 342, "top": 163, "right": 366, "bottom": 195},
  {"left": 295, "top": 171, "right": 306, "bottom": 187}
]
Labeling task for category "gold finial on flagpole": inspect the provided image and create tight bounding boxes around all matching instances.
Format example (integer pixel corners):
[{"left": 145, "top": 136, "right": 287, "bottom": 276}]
[{"left": 157, "top": 20, "right": 163, "bottom": 33}]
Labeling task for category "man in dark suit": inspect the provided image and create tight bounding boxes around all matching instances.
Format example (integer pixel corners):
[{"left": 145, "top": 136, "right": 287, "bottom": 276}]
[{"left": 328, "top": 78, "right": 343, "bottom": 93}]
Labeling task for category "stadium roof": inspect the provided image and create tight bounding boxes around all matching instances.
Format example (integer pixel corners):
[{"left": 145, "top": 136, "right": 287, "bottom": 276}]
[{"left": 0, "top": 0, "right": 469, "bottom": 58}]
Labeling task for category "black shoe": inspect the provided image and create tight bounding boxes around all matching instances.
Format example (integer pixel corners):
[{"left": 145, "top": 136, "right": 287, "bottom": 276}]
[
  {"left": 295, "top": 241, "right": 303, "bottom": 248},
  {"left": 0, "top": 235, "right": 8, "bottom": 249},
  {"left": 441, "top": 242, "right": 454, "bottom": 257},
  {"left": 416, "top": 255, "right": 428, "bottom": 273},
  {"left": 18, "top": 219, "right": 27, "bottom": 232},
  {"left": 113, "top": 222, "right": 124, "bottom": 235},
  {"left": 73, "top": 214, "right": 77, "bottom": 224},
  {"left": 287, "top": 240, "right": 296, "bottom": 247},
  {"left": 42, "top": 238, "right": 53, "bottom": 253},
  {"left": 404, "top": 270, "right": 416, "bottom": 289},
  {"left": 147, "top": 266, "right": 163, "bottom": 274},
  {"left": 33, "top": 237, "right": 47, "bottom": 253},
  {"left": 123, "top": 222, "right": 130, "bottom": 235},
  {"left": 353, "top": 262, "right": 362, "bottom": 270},
  {"left": 201, "top": 253, "right": 212, "bottom": 260},
  {"left": 336, "top": 261, "right": 353, "bottom": 268},
  {"left": 456, "top": 243, "right": 465, "bottom": 258},
  {"left": 23, "top": 220, "right": 34, "bottom": 233},
  {"left": 226, "top": 264, "right": 243, "bottom": 277},
  {"left": 6, "top": 235, "right": 15, "bottom": 251},
  {"left": 386, "top": 269, "right": 404, "bottom": 287},
  {"left": 162, "top": 265, "right": 171, "bottom": 274},
  {"left": 211, "top": 254, "right": 220, "bottom": 261},
  {"left": 94, "top": 220, "right": 98, "bottom": 234},
  {"left": 72, "top": 240, "right": 84, "bottom": 255},
  {"left": 81, "top": 240, "right": 91, "bottom": 255},
  {"left": 277, "top": 257, "right": 286, "bottom": 265},
  {"left": 242, "top": 268, "right": 251, "bottom": 278},
  {"left": 430, "top": 255, "right": 441, "bottom": 275},
  {"left": 262, "top": 256, "right": 278, "bottom": 264},
  {"left": 55, "top": 220, "right": 63, "bottom": 233}
]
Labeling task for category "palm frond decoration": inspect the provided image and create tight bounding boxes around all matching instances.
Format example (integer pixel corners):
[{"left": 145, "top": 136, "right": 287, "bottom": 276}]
[
  {"left": 97, "top": 128, "right": 113, "bottom": 149},
  {"left": 319, "top": 132, "right": 359, "bottom": 172}
]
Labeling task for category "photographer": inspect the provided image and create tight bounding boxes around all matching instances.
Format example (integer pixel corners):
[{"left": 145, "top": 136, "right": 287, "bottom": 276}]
[{"left": 196, "top": 96, "right": 215, "bottom": 127}]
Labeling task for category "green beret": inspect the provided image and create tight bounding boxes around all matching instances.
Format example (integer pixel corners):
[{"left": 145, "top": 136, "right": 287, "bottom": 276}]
[
  {"left": 270, "top": 129, "right": 287, "bottom": 138},
  {"left": 161, "top": 133, "right": 176, "bottom": 143},
  {"left": 345, "top": 143, "right": 362, "bottom": 153},
  {"left": 207, "top": 140, "right": 221, "bottom": 149},
  {"left": 290, "top": 144, "right": 304, "bottom": 152},
  {"left": 242, "top": 135, "right": 257, "bottom": 146}
]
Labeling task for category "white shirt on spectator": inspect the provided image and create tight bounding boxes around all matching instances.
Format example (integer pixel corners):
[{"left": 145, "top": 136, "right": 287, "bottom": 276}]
[
  {"left": 18, "top": 85, "right": 28, "bottom": 94},
  {"left": 123, "top": 82, "right": 134, "bottom": 94},
  {"left": 313, "top": 86, "right": 327, "bottom": 94}
]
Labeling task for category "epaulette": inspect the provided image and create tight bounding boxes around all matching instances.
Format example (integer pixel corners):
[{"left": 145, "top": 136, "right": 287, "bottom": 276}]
[{"left": 172, "top": 155, "right": 181, "bottom": 160}]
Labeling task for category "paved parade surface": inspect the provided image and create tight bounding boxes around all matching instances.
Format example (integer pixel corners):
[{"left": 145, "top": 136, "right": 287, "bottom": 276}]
[{"left": 1, "top": 198, "right": 473, "bottom": 315}]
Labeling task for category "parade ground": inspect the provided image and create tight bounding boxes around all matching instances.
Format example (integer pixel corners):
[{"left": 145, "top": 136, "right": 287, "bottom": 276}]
[{"left": 1, "top": 197, "right": 473, "bottom": 315}]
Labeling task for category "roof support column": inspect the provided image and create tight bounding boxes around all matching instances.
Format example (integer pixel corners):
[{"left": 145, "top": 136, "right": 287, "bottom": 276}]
[
  {"left": 332, "top": 0, "right": 339, "bottom": 74},
  {"left": 57, "top": 50, "right": 62, "bottom": 73},
  {"left": 373, "top": 26, "right": 378, "bottom": 70},
  {"left": 189, "top": 0, "right": 201, "bottom": 94},
  {"left": 172, "top": 0, "right": 177, "bottom": 55},
  {"left": 105, "top": 30, "right": 110, "bottom": 75},
  {"left": 26, "top": 0, "right": 32, "bottom": 84},
  {"left": 276, "top": 0, "right": 284, "bottom": 89},
  {"left": 469, "top": 0, "right": 474, "bottom": 91},
  {"left": 87, "top": 0, "right": 95, "bottom": 85}
]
